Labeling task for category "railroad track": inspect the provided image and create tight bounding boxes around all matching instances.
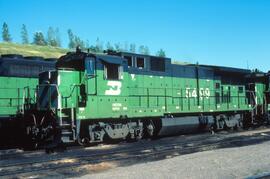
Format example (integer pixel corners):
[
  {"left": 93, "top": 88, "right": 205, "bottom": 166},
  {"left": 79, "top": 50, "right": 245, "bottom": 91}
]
[
  {"left": 1, "top": 127, "right": 270, "bottom": 177},
  {"left": 0, "top": 128, "right": 250, "bottom": 160}
]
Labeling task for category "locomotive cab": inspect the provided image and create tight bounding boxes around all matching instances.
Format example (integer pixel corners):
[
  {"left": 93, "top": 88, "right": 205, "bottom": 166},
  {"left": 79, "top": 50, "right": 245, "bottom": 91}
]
[
  {"left": 37, "top": 51, "right": 98, "bottom": 109},
  {"left": 31, "top": 50, "right": 129, "bottom": 145},
  {"left": 25, "top": 51, "right": 96, "bottom": 146}
]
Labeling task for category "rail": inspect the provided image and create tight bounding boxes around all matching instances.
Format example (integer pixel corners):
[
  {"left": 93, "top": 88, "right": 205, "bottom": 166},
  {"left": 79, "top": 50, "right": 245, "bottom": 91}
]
[{"left": 1, "top": 128, "right": 270, "bottom": 177}]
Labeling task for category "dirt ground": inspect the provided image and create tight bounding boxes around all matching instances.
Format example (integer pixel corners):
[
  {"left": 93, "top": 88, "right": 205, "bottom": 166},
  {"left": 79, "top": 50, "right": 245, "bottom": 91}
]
[
  {"left": 80, "top": 138, "right": 270, "bottom": 179},
  {"left": 2, "top": 128, "right": 270, "bottom": 179}
]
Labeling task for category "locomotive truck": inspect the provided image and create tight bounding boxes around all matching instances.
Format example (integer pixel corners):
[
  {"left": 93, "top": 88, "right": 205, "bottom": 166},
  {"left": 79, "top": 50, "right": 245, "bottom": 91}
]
[{"left": 22, "top": 49, "right": 270, "bottom": 148}]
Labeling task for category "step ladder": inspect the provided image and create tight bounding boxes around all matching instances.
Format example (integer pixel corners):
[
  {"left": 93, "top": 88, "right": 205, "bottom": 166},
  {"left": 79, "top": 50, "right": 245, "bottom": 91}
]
[{"left": 59, "top": 108, "right": 76, "bottom": 143}]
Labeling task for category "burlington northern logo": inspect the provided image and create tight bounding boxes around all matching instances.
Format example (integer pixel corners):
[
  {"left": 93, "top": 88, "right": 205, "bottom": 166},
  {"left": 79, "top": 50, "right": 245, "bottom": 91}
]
[{"left": 105, "top": 81, "right": 122, "bottom": 95}]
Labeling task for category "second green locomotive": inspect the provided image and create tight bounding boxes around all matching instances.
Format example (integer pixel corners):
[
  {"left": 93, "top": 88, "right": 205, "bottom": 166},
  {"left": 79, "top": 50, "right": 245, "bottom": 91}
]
[{"left": 0, "top": 54, "right": 55, "bottom": 147}]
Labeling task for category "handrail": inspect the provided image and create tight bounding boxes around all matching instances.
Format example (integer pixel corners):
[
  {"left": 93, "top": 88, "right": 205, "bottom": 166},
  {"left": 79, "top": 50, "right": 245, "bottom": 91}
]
[
  {"left": 61, "top": 84, "right": 80, "bottom": 99},
  {"left": 34, "top": 82, "right": 256, "bottom": 110},
  {"left": 0, "top": 87, "right": 36, "bottom": 111}
]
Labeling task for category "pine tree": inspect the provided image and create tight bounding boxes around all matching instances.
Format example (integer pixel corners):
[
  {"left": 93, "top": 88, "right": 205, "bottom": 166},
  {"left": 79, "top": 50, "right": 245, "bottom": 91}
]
[
  {"left": 74, "top": 36, "right": 85, "bottom": 50},
  {"left": 129, "top": 43, "right": 136, "bottom": 53},
  {"left": 55, "top": 28, "right": 61, "bottom": 47},
  {"left": 144, "top": 46, "right": 150, "bottom": 55},
  {"left": 47, "top": 26, "right": 57, "bottom": 46},
  {"left": 21, "top": 24, "right": 28, "bottom": 44},
  {"left": 88, "top": 45, "right": 97, "bottom": 52},
  {"left": 67, "top": 29, "right": 87, "bottom": 50},
  {"left": 47, "top": 27, "right": 61, "bottom": 47},
  {"left": 106, "top": 42, "right": 114, "bottom": 50},
  {"left": 33, "top": 32, "right": 46, "bottom": 46},
  {"left": 67, "top": 29, "right": 75, "bottom": 49},
  {"left": 114, "top": 43, "right": 121, "bottom": 52},
  {"left": 2, "top": 22, "right": 12, "bottom": 42},
  {"left": 138, "top": 45, "right": 150, "bottom": 55},
  {"left": 95, "top": 38, "right": 103, "bottom": 53},
  {"left": 85, "top": 39, "right": 90, "bottom": 49},
  {"left": 124, "top": 42, "right": 129, "bottom": 52},
  {"left": 156, "top": 49, "right": 166, "bottom": 57},
  {"left": 138, "top": 45, "right": 144, "bottom": 54}
]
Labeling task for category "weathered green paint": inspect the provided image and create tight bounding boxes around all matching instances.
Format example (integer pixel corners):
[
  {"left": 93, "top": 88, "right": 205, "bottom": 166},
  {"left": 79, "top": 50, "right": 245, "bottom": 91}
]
[
  {"left": 0, "top": 77, "right": 37, "bottom": 116},
  {"left": 55, "top": 66, "right": 252, "bottom": 121},
  {"left": 254, "top": 82, "right": 266, "bottom": 105}
]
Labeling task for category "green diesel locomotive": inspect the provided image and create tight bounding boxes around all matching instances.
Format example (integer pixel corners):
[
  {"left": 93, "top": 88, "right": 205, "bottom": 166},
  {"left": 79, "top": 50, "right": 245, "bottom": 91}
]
[
  {"left": 23, "top": 49, "right": 270, "bottom": 147},
  {"left": 0, "top": 54, "right": 55, "bottom": 146}
]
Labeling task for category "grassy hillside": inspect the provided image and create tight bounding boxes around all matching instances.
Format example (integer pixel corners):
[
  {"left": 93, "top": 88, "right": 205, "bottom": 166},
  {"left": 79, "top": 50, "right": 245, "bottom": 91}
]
[
  {"left": 0, "top": 42, "right": 69, "bottom": 58},
  {"left": 0, "top": 42, "right": 191, "bottom": 65}
]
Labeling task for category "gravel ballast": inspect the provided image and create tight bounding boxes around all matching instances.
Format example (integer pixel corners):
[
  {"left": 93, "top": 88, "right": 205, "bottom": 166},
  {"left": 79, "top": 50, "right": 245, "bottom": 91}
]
[{"left": 81, "top": 140, "right": 270, "bottom": 179}]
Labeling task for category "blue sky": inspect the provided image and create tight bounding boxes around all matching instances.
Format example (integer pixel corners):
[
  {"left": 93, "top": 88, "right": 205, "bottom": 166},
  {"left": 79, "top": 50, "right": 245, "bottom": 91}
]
[{"left": 0, "top": 0, "right": 270, "bottom": 71}]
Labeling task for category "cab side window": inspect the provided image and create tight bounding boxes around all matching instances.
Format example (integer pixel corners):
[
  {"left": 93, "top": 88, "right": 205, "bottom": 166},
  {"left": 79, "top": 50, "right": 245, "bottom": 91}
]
[
  {"left": 136, "top": 57, "right": 145, "bottom": 68},
  {"left": 123, "top": 56, "right": 132, "bottom": 67},
  {"left": 104, "top": 63, "right": 122, "bottom": 80}
]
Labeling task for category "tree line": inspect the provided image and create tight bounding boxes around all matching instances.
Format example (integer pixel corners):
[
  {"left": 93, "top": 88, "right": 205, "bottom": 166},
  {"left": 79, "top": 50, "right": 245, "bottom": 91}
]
[{"left": 1, "top": 22, "right": 166, "bottom": 57}]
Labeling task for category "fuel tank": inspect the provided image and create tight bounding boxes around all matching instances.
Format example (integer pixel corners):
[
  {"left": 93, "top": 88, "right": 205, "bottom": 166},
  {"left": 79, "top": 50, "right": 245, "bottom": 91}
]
[{"left": 158, "top": 115, "right": 214, "bottom": 136}]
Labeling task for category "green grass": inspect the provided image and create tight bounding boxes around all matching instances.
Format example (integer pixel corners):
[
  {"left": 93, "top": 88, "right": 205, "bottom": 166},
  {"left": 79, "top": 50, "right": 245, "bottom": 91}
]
[{"left": 0, "top": 42, "right": 69, "bottom": 59}]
